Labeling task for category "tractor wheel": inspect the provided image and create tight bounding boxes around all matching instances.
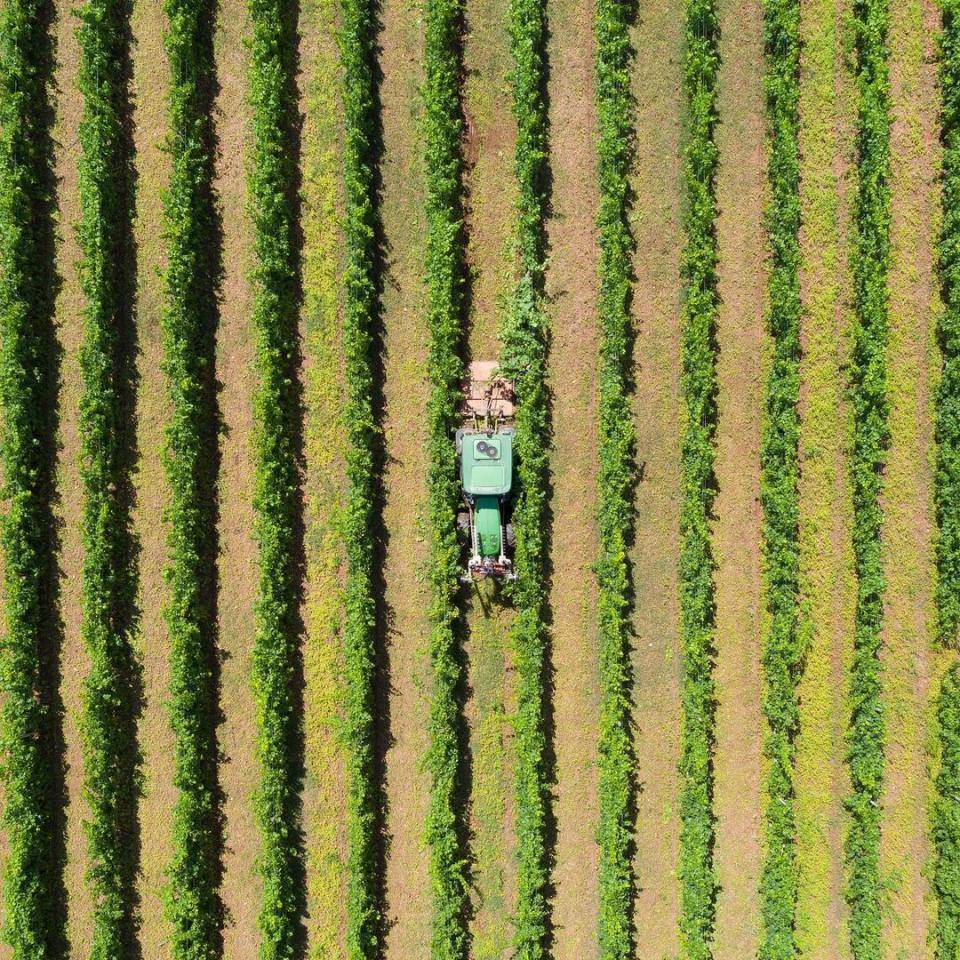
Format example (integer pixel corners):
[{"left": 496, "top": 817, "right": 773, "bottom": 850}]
[
  {"left": 457, "top": 510, "right": 471, "bottom": 533},
  {"left": 504, "top": 522, "right": 516, "bottom": 551}
]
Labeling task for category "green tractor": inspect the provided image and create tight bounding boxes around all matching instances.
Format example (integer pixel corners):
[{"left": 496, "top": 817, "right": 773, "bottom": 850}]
[{"left": 456, "top": 362, "right": 516, "bottom": 581}]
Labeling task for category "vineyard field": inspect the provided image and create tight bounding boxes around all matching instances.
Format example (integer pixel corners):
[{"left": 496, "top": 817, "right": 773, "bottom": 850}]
[{"left": 0, "top": 0, "right": 956, "bottom": 959}]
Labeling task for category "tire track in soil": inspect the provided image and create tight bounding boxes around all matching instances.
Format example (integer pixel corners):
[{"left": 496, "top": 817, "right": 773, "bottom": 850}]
[
  {"left": 794, "top": 0, "right": 856, "bottom": 955},
  {"left": 461, "top": 0, "right": 518, "bottom": 948},
  {"left": 51, "top": 1, "right": 92, "bottom": 952},
  {"left": 299, "top": 0, "right": 350, "bottom": 955},
  {"left": 128, "top": 0, "right": 175, "bottom": 953},
  {"left": 378, "top": 0, "right": 433, "bottom": 953},
  {"left": 542, "top": 0, "right": 602, "bottom": 953},
  {"left": 629, "top": 0, "right": 684, "bottom": 955},
  {"left": 213, "top": 1, "right": 261, "bottom": 957},
  {"left": 711, "top": 0, "right": 765, "bottom": 955},
  {"left": 879, "top": 2, "right": 946, "bottom": 956}
]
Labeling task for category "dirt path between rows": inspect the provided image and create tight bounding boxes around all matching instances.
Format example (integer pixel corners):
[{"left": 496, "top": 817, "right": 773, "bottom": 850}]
[
  {"left": 542, "top": 0, "right": 602, "bottom": 953},
  {"left": 49, "top": 0, "right": 90, "bottom": 951},
  {"left": 378, "top": 0, "right": 433, "bottom": 954},
  {"left": 879, "top": 2, "right": 946, "bottom": 956},
  {"left": 794, "top": 0, "right": 857, "bottom": 955},
  {"left": 629, "top": 1, "right": 685, "bottom": 955},
  {"left": 711, "top": 1, "right": 766, "bottom": 955},
  {"left": 127, "top": 1, "right": 176, "bottom": 953},
  {"left": 213, "top": 2, "right": 262, "bottom": 956}
]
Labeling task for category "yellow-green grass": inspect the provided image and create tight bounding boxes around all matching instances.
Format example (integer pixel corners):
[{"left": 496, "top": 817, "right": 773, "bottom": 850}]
[
  {"left": 211, "top": 3, "right": 261, "bottom": 955},
  {"left": 879, "top": 1, "right": 948, "bottom": 956},
  {"left": 461, "top": 0, "right": 519, "bottom": 947},
  {"left": 712, "top": 0, "right": 765, "bottom": 953},
  {"left": 794, "top": 0, "right": 857, "bottom": 955},
  {"left": 463, "top": 0, "right": 517, "bottom": 347},
  {"left": 128, "top": 0, "right": 176, "bottom": 954},
  {"left": 377, "top": 0, "right": 433, "bottom": 953},
  {"left": 50, "top": 0, "right": 91, "bottom": 952},
  {"left": 628, "top": 0, "right": 684, "bottom": 954},
  {"left": 466, "top": 584, "right": 513, "bottom": 960},
  {"left": 542, "top": 0, "right": 603, "bottom": 951},
  {"left": 299, "top": 0, "right": 349, "bottom": 955}
]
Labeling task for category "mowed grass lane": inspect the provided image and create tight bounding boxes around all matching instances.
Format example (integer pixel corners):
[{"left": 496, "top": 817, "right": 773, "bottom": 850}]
[
  {"left": 712, "top": 0, "right": 765, "bottom": 953},
  {"left": 879, "top": 1, "right": 947, "bottom": 956},
  {"left": 299, "top": 0, "right": 350, "bottom": 953},
  {"left": 462, "top": 0, "right": 518, "bottom": 949},
  {"left": 629, "top": 0, "right": 684, "bottom": 955},
  {"left": 544, "top": 0, "right": 603, "bottom": 951},
  {"left": 794, "top": 0, "right": 856, "bottom": 955},
  {"left": 378, "top": 0, "right": 433, "bottom": 952}
]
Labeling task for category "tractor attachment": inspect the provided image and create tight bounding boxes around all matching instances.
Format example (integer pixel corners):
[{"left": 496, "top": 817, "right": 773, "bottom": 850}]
[{"left": 456, "top": 362, "right": 516, "bottom": 582}]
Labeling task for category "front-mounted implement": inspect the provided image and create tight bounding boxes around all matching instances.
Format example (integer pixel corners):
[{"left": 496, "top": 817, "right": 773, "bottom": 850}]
[{"left": 456, "top": 362, "right": 516, "bottom": 581}]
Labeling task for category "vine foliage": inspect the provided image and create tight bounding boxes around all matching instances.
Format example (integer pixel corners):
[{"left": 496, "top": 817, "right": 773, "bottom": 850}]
[
  {"left": 678, "top": 2, "right": 721, "bottom": 956},
  {"left": 76, "top": 0, "right": 143, "bottom": 955},
  {"left": 757, "top": 1, "right": 803, "bottom": 957}
]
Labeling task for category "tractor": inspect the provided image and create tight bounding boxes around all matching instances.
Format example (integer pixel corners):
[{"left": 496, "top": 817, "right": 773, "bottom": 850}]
[{"left": 456, "top": 361, "right": 516, "bottom": 581}]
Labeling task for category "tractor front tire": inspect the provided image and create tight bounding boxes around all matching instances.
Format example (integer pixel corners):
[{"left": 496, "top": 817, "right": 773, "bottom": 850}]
[
  {"left": 504, "top": 522, "right": 516, "bottom": 551},
  {"left": 457, "top": 510, "right": 471, "bottom": 533}
]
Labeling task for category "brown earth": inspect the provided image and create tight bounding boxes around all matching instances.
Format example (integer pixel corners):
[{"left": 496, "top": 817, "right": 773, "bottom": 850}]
[
  {"left": 50, "top": 0, "right": 90, "bottom": 953},
  {"left": 629, "top": 1, "right": 685, "bottom": 955},
  {"left": 127, "top": 0, "right": 176, "bottom": 954},
  {"left": 711, "top": 0, "right": 766, "bottom": 955},
  {"left": 213, "top": 3, "right": 262, "bottom": 957},
  {"left": 377, "top": 0, "right": 434, "bottom": 954},
  {"left": 878, "top": 2, "right": 946, "bottom": 957},
  {"left": 542, "top": 0, "right": 602, "bottom": 953}
]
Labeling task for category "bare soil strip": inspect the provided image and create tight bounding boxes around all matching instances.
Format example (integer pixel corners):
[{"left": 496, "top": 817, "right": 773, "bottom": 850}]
[
  {"left": 629, "top": 1, "right": 684, "bottom": 954},
  {"left": 128, "top": 0, "right": 175, "bottom": 954},
  {"left": 299, "top": 0, "right": 350, "bottom": 955},
  {"left": 211, "top": 5, "right": 262, "bottom": 955},
  {"left": 879, "top": 2, "right": 946, "bottom": 956},
  {"left": 461, "top": 0, "right": 518, "bottom": 950},
  {"left": 50, "top": 1, "right": 91, "bottom": 951},
  {"left": 463, "top": 0, "right": 516, "bottom": 355},
  {"left": 378, "top": 0, "right": 433, "bottom": 953},
  {"left": 542, "top": 0, "right": 602, "bottom": 953},
  {"left": 711, "top": 0, "right": 765, "bottom": 954},
  {"left": 794, "top": 0, "right": 856, "bottom": 955}
]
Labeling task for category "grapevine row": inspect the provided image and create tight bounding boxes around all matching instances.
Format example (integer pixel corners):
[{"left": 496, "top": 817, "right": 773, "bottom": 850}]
[
  {"left": 161, "top": 0, "right": 225, "bottom": 955},
  {"left": 593, "top": 0, "right": 637, "bottom": 955},
  {"left": 503, "top": 0, "right": 552, "bottom": 949},
  {"left": 845, "top": 1, "right": 891, "bottom": 956},
  {"left": 422, "top": 0, "right": 470, "bottom": 949},
  {"left": 938, "top": 0, "right": 960, "bottom": 650},
  {"left": 340, "top": 0, "right": 384, "bottom": 950},
  {"left": 0, "top": 0, "right": 65, "bottom": 955},
  {"left": 75, "top": 0, "right": 142, "bottom": 955},
  {"left": 934, "top": 1, "right": 960, "bottom": 955},
  {"left": 677, "top": 1, "right": 721, "bottom": 957},
  {"left": 248, "top": 0, "right": 307, "bottom": 955},
  {"left": 757, "top": 2, "right": 803, "bottom": 958}
]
